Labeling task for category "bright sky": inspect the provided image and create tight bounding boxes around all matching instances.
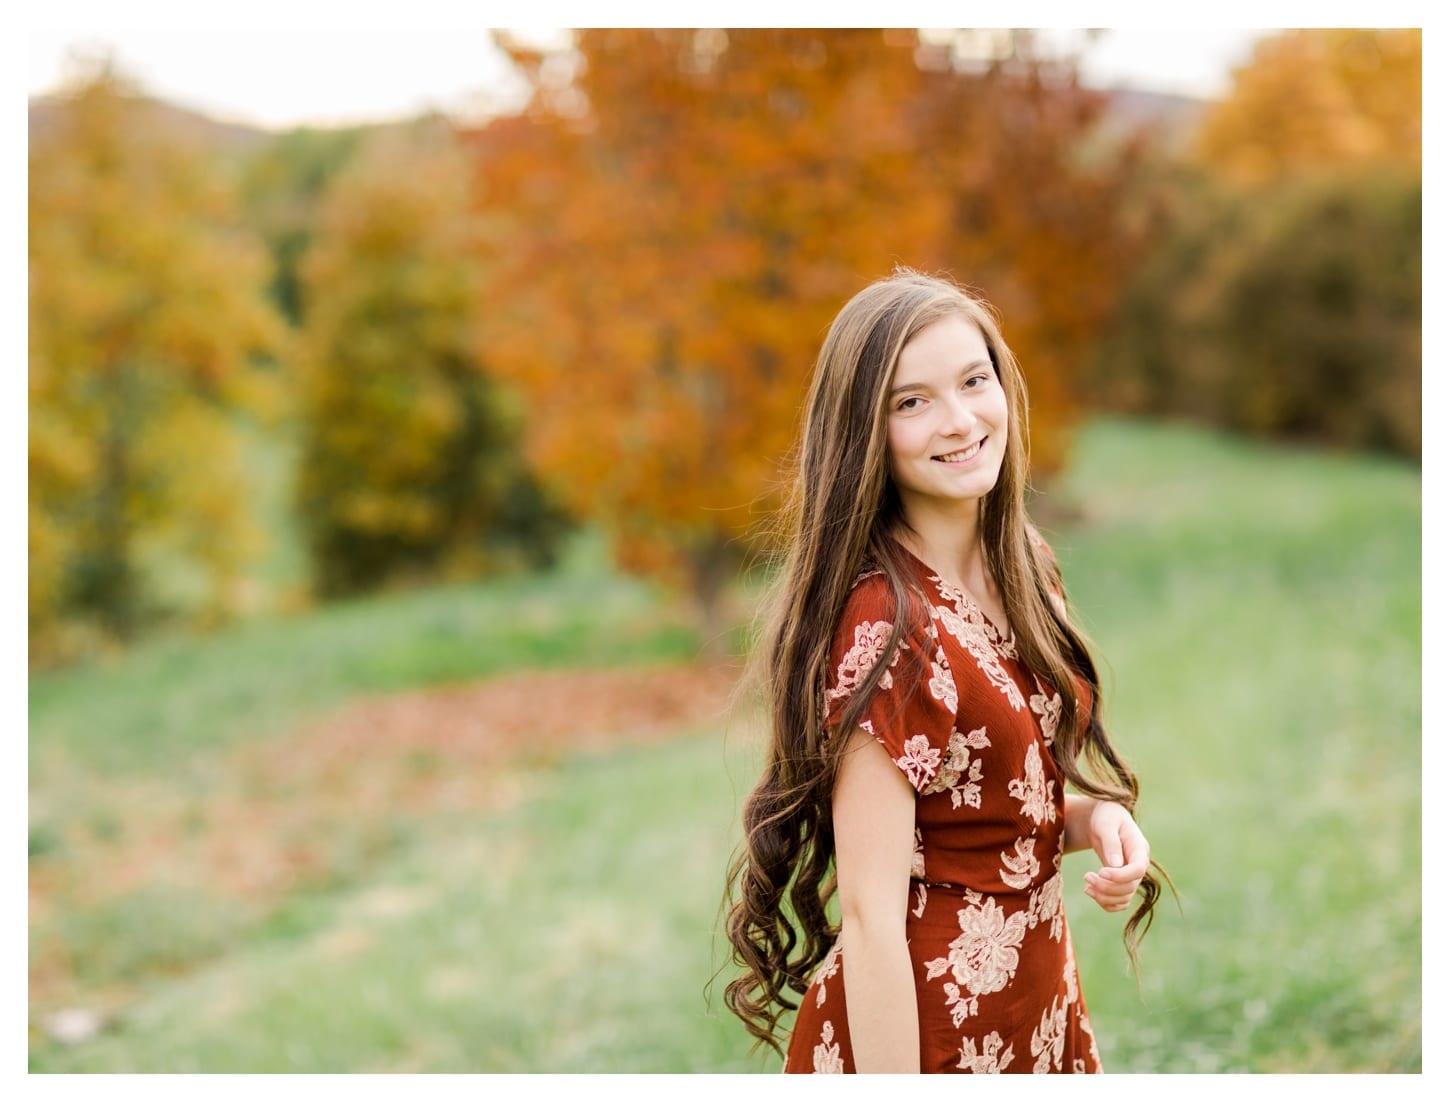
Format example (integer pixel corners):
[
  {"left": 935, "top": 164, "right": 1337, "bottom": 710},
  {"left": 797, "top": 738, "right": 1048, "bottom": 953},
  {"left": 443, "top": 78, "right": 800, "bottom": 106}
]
[
  {"left": 28, "top": 0, "right": 1441, "bottom": 130},
  {"left": 24, "top": 6, "right": 1284, "bottom": 131}
]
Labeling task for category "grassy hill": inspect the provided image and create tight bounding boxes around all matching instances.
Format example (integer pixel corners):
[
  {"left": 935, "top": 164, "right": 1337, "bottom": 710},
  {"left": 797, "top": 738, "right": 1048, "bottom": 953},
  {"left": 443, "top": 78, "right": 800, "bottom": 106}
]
[{"left": 28, "top": 417, "right": 1421, "bottom": 1072}]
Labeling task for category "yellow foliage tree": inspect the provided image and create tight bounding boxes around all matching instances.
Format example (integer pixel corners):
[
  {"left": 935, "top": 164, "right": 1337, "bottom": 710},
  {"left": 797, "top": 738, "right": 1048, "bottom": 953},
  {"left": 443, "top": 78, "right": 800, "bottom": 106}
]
[
  {"left": 29, "top": 63, "right": 283, "bottom": 658},
  {"left": 1194, "top": 29, "right": 1421, "bottom": 186}
]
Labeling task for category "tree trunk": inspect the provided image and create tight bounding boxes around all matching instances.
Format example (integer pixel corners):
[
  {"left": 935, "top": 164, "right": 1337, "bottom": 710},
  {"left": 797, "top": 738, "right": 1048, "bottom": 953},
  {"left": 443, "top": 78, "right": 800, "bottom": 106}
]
[
  {"left": 91, "top": 361, "right": 139, "bottom": 638},
  {"left": 689, "top": 536, "right": 739, "bottom": 662}
]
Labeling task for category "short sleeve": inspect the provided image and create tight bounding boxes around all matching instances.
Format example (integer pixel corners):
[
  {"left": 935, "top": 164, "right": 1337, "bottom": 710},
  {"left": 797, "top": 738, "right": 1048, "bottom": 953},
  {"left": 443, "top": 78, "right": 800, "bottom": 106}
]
[{"left": 823, "top": 573, "right": 958, "bottom": 795}]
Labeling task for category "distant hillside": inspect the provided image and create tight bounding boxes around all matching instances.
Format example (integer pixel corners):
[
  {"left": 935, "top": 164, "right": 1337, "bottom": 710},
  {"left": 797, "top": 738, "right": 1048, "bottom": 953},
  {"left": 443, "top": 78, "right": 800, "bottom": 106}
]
[
  {"left": 1100, "top": 86, "right": 1210, "bottom": 154},
  {"left": 29, "top": 91, "right": 277, "bottom": 156},
  {"left": 32, "top": 81, "right": 1209, "bottom": 160}
]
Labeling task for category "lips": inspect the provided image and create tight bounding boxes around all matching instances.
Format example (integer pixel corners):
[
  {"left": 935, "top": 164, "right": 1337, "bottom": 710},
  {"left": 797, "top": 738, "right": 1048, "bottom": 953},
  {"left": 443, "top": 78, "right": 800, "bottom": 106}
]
[{"left": 932, "top": 438, "right": 985, "bottom": 463}]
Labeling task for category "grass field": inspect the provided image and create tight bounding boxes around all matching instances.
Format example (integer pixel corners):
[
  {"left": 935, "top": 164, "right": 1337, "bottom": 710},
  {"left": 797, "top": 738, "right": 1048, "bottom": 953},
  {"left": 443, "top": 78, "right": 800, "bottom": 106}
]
[{"left": 28, "top": 417, "right": 1421, "bottom": 1072}]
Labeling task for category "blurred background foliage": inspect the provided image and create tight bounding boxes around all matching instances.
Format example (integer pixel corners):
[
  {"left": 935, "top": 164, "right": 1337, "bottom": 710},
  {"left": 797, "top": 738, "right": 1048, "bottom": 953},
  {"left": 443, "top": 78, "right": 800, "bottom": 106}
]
[
  {"left": 28, "top": 27, "right": 1420, "bottom": 1072},
  {"left": 472, "top": 28, "right": 1146, "bottom": 632},
  {"left": 1099, "top": 27, "right": 1421, "bottom": 459},
  {"left": 29, "top": 68, "right": 287, "bottom": 656},
  {"left": 292, "top": 120, "right": 569, "bottom": 598},
  {"left": 28, "top": 28, "right": 1421, "bottom": 663}
]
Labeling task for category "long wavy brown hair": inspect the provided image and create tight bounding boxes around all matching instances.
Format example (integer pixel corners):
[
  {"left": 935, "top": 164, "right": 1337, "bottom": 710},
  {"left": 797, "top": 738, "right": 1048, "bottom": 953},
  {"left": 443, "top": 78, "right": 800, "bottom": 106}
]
[{"left": 721, "top": 269, "right": 1169, "bottom": 1055}]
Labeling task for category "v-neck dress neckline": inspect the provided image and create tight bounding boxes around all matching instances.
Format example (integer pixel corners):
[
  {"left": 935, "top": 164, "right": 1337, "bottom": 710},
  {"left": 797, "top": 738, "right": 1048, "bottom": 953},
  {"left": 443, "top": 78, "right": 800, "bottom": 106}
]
[{"left": 891, "top": 538, "right": 1016, "bottom": 649}]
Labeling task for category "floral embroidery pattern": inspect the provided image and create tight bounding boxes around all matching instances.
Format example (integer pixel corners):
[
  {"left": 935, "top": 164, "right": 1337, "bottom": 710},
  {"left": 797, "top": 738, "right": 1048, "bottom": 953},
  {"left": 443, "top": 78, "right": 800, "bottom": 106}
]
[
  {"left": 999, "top": 836, "right": 1040, "bottom": 890},
  {"left": 940, "top": 982, "right": 976, "bottom": 1027},
  {"left": 895, "top": 734, "right": 941, "bottom": 790},
  {"left": 1029, "top": 681, "right": 1061, "bottom": 746},
  {"left": 924, "top": 893, "right": 1029, "bottom": 1021},
  {"left": 1008, "top": 744, "right": 1057, "bottom": 824},
  {"left": 912, "top": 882, "right": 928, "bottom": 919},
  {"left": 1063, "top": 938, "right": 1079, "bottom": 1003},
  {"left": 927, "top": 642, "right": 958, "bottom": 712},
  {"left": 926, "top": 575, "right": 1025, "bottom": 710},
  {"left": 1027, "top": 866, "right": 1065, "bottom": 942},
  {"left": 958, "top": 1031, "right": 1015, "bottom": 1073},
  {"left": 1031, "top": 996, "right": 1069, "bottom": 1074},
  {"left": 813, "top": 1021, "right": 844, "bottom": 1074},
  {"left": 920, "top": 725, "right": 990, "bottom": 809},
  {"left": 826, "top": 620, "right": 901, "bottom": 708},
  {"left": 910, "top": 828, "right": 926, "bottom": 880},
  {"left": 812, "top": 940, "right": 842, "bottom": 1008}
]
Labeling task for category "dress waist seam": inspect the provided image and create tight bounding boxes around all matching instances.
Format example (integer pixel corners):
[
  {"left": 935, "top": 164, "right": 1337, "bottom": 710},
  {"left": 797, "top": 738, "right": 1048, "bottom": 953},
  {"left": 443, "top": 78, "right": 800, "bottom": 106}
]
[{"left": 910, "top": 877, "right": 1040, "bottom": 897}]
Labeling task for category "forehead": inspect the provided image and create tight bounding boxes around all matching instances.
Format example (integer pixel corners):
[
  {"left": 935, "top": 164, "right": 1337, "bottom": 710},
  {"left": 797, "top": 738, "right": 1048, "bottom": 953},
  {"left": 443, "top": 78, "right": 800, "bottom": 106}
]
[{"left": 892, "top": 315, "right": 990, "bottom": 384}]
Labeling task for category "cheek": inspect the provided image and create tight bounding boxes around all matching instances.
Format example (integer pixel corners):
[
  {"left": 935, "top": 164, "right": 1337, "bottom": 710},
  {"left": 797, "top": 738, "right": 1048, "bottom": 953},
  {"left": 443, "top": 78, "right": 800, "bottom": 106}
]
[
  {"left": 886, "top": 421, "right": 924, "bottom": 470},
  {"left": 885, "top": 422, "right": 906, "bottom": 467},
  {"left": 989, "top": 393, "right": 1011, "bottom": 434}
]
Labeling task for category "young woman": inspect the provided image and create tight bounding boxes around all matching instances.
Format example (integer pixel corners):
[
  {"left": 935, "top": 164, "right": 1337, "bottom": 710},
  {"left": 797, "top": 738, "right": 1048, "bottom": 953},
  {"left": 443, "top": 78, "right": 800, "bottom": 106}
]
[{"left": 723, "top": 270, "right": 1165, "bottom": 1073}]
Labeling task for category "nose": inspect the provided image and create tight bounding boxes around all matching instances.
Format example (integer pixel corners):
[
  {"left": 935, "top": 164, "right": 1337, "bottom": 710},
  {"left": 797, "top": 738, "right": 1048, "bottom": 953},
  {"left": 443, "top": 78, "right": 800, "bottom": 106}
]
[{"left": 940, "top": 391, "right": 978, "bottom": 437}]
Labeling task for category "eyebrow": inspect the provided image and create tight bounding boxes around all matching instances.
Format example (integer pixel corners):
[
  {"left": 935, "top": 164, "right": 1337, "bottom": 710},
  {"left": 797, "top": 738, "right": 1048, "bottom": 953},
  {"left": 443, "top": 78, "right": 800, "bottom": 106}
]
[{"left": 888, "top": 358, "right": 994, "bottom": 398}]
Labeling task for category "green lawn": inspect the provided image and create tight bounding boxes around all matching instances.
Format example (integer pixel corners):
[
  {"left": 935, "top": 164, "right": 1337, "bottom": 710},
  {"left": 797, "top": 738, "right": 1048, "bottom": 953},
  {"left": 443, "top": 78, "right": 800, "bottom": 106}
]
[
  {"left": 28, "top": 527, "right": 701, "bottom": 778},
  {"left": 1049, "top": 418, "right": 1421, "bottom": 1073},
  {"left": 28, "top": 417, "right": 1421, "bottom": 1072}
]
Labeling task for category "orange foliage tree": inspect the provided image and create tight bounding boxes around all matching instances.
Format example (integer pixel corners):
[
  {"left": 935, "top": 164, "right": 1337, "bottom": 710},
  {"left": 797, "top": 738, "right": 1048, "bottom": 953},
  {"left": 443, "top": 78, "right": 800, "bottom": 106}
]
[
  {"left": 470, "top": 29, "right": 1139, "bottom": 633},
  {"left": 29, "top": 65, "right": 283, "bottom": 656},
  {"left": 1194, "top": 29, "right": 1421, "bottom": 186}
]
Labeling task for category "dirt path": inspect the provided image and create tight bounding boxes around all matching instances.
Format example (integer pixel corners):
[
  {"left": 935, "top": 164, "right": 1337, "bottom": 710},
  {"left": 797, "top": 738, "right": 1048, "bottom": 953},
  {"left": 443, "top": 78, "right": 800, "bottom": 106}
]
[{"left": 284, "top": 661, "right": 745, "bottom": 766}]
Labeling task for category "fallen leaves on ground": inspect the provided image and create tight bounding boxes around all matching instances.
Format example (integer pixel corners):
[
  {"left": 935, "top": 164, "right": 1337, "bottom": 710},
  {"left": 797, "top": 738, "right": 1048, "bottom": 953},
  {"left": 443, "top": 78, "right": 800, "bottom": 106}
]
[{"left": 29, "top": 661, "right": 744, "bottom": 1010}]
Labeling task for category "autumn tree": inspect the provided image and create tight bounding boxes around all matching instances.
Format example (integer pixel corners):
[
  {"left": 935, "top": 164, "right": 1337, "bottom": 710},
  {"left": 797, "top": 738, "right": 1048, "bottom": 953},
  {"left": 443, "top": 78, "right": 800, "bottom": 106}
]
[
  {"left": 472, "top": 29, "right": 1136, "bottom": 638},
  {"left": 29, "top": 63, "right": 283, "bottom": 658},
  {"left": 1094, "top": 28, "right": 1421, "bottom": 458},
  {"left": 1097, "top": 168, "right": 1420, "bottom": 458},
  {"left": 909, "top": 30, "right": 1150, "bottom": 469},
  {"left": 240, "top": 125, "right": 366, "bottom": 325},
  {"left": 294, "top": 119, "right": 569, "bottom": 598},
  {"left": 1194, "top": 29, "right": 1421, "bottom": 186}
]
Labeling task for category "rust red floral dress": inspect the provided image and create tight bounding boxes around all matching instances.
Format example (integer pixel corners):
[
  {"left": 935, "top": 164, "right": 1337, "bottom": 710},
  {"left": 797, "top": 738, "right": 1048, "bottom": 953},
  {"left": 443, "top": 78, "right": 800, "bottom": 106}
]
[{"left": 782, "top": 548, "right": 1103, "bottom": 1074}]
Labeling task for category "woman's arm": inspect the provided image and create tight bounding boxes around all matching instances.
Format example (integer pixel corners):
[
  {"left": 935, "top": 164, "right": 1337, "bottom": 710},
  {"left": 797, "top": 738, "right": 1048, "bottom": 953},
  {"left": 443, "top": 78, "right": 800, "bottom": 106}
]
[
  {"left": 1064, "top": 794, "right": 1150, "bottom": 913},
  {"left": 832, "top": 727, "right": 920, "bottom": 1073}
]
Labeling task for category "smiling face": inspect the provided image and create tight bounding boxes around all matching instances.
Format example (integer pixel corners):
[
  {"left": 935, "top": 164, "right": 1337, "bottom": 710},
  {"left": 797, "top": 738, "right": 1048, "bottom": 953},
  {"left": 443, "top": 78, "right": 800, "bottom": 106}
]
[{"left": 885, "top": 314, "right": 1010, "bottom": 523}]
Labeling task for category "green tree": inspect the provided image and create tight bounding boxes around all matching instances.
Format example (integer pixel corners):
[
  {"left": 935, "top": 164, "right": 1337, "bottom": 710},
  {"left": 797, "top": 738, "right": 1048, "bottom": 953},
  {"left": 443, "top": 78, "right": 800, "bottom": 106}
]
[
  {"left": 1098, "top": 169, "right": 1420, "bottom": 458},
  {"left": 239, "top": 126, "right": 366, "bottom": 325},
  {"left": 294, "top": 119, "right": 568, "bottom": 598},
  {"left": 28, "top": 63, "right": 284, "bottom": 659},
  {"left": 1096, "top": 29, "right": 1421, "bottom": 459},
  {"left": 1211, "top": 171, "right": 1420, "bottom": 456}
]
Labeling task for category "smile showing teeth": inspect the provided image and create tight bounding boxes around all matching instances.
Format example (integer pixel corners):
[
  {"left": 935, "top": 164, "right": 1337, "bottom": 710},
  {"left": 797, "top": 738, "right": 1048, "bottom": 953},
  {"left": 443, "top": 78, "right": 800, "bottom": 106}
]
[{"left": 933, "top": 439, "right": 983, "bottom": 463}]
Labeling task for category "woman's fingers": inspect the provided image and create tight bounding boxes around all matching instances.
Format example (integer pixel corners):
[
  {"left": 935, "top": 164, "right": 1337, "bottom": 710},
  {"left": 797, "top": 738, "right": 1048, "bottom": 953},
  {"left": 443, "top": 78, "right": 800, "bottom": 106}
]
[
  {"left": 1119, "top": 834, "right": 1150, "bottom": 873},
  {"left": 1084, "top": 872, "right": 1137, "bottom": 896},
  {"left": 1084, "top": 803, "right": 1153, "bottom": 913},
  {"left": 1096, "top": 831, "right": 1124, "bottom": 868},
  {"left": 1094, "top": 860, "right": 1146, "bottom": 884},
  {"left": 1084, "top": 868, "right": 1142, "bottom": 911}
]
